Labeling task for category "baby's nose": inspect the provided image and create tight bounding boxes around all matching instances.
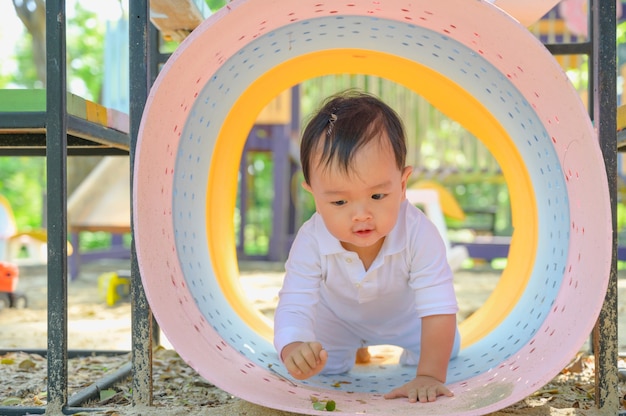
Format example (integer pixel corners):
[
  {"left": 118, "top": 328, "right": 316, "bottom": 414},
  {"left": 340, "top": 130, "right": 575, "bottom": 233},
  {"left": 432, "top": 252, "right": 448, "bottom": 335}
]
[{"left": 352, "top": 204, "right": 372, "bottom": 221}]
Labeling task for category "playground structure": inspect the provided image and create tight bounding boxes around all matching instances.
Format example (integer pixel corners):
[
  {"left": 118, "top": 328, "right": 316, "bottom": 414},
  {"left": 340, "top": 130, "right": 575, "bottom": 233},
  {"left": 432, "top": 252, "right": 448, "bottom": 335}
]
[
  {"left": 34, "top": 2, "right": 626, "bottom": 269},
  {"left": 406, "top": 187, "right": 469, "bottom": 271},
  {"left": 0, "top": 192, "right": 47, "bottom": 265},
  {"left": 0, "top": 2, "right": 616, "bottom": 414},
  {"left": 66, "top": 156, "right": 131, "bottom": 280}
]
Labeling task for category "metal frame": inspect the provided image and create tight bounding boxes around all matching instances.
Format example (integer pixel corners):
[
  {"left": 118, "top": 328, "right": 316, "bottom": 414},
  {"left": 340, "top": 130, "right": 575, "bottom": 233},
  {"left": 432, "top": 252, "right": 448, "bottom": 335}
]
[
  {"left": 590, "top": 0, "right": 619, "bottom": 411},
  {"left": 0, "top": 0, "right": 619, "bottom": 414}
]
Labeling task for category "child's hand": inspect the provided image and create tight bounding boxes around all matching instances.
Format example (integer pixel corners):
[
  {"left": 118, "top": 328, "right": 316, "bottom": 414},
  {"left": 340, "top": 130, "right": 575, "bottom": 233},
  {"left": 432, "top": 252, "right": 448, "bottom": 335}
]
[
  {"left": 383, "top": 375, "right": 453, "bottom": 403},
  {"left": 281, "top": 341, "right": 328, "bottom": 380}
]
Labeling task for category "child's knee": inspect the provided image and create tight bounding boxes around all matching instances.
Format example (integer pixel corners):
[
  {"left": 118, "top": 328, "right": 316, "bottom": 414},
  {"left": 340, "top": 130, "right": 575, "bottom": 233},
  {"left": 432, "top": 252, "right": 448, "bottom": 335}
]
[{"left": 320, "top": 350, "right": 354, "bottom": 375}]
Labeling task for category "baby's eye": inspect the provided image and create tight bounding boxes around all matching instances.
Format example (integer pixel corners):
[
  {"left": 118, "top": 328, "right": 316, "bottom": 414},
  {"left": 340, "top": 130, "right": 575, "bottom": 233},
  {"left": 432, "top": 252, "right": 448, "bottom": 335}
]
[
  {"left": 371, "top": 194, "right": 385, "bottom": 200},
  {"left": 331, "top": 200, "right": 347, "bottom": 206}
]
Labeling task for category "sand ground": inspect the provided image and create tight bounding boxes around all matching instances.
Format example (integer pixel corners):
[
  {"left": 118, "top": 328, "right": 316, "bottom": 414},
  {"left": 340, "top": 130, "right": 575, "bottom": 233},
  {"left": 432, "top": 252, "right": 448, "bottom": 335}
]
[
  {"left": 0, "top": 259, "right": 511, "bottom": 351},
  {"left": 0, "top": 259, "right": 624, "bottom": 415}
]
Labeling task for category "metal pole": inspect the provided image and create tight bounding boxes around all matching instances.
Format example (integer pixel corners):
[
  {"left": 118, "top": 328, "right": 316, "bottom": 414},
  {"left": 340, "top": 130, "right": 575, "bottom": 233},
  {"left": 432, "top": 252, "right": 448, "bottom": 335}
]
[
  {"left": 129, "top": 0, "right": 154, "bottom": 407},
  {"left": 45, "top": 0, "right": 69, "bottom": 413},
  {"left": 591, "top": 0, "right": 619, "bottom": 412}
]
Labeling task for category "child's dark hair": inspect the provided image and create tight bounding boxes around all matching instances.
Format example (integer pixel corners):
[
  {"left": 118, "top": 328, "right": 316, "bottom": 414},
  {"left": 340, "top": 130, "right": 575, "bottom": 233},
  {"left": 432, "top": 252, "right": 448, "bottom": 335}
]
[{"left": 300, "top": 90, "right": 407, "bottom": 184}]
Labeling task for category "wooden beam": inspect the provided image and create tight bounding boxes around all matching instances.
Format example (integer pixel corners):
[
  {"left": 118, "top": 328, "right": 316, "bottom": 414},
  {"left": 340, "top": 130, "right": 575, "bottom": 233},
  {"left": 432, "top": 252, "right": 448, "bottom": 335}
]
[{"left": 150, "top": 0, "right": 210, "bottom": 42}]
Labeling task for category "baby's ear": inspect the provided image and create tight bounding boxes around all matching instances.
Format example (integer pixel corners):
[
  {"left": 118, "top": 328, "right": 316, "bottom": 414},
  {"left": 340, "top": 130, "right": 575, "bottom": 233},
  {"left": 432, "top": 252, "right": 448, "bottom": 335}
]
[
  {"left": 302, "top": 181, "right": 313, "bottom": 194},
  {"left": 401, "top": 166, "right": 413, "bottom": 190}
]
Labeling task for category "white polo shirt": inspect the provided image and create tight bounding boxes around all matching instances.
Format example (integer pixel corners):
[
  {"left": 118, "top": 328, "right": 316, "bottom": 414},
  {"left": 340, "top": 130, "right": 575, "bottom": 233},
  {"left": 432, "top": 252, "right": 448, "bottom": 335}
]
[{"left": 274, "top": 199, "right": 459, "bottom": 356}]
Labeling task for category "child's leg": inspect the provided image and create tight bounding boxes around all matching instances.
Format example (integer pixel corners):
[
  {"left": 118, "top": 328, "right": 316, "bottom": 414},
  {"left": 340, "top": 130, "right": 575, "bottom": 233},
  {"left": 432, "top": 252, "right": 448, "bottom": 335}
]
[
  {"left": 320, "top": 348, "right": 355, "bottom": 374},
  {"left": 355, "top": 347, "right": 371, "bottom": 364},
  {"left": 314, "top": 302, "right": 363, "bottom": 374}
]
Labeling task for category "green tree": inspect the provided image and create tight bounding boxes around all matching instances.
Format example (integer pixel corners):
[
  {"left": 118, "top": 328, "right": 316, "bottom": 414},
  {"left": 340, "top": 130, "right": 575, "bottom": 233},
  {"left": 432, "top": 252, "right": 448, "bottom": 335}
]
[
  {"left": 0, "top": 158, "right": 45, "bottom": 229},
  {"left": 66, "top": 3, "right": 107, "bottom": 101},
  {"left": 11, "top": 1, "right": 107, "bottom": 100}
]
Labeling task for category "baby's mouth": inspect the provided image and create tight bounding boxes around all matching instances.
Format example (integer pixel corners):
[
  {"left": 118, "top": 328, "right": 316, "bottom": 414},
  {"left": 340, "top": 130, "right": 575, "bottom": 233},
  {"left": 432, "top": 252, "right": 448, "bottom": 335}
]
[{"left": 354, "top": 228, "right": 374, "bottom": 236}]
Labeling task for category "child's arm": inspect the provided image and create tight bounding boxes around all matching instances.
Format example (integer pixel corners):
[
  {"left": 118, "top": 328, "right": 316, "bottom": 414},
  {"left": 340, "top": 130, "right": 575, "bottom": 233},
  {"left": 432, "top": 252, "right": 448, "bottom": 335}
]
[
  {"left": 281, "top": 341, "right": 328, "bottom": 380},
  {"left": 384, "top": 314, "right": 457, "bottom": 403}
]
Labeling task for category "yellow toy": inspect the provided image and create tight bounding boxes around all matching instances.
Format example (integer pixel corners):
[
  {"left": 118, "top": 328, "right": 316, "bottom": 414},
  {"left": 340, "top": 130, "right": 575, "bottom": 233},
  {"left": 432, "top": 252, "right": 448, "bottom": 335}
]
[{"left": 98, "top": 271, "right": 130, "bottom": 306}]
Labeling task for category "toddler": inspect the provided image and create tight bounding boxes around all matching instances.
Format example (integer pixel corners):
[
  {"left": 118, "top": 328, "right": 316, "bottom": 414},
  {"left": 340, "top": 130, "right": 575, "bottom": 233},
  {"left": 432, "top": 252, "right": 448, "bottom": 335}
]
[{"left": 274, "top": 90, "right": 460, "bottom": 403}]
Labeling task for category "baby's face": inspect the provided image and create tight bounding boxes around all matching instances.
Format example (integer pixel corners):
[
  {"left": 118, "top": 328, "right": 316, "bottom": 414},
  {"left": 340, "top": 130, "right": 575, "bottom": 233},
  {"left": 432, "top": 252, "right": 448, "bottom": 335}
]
[{"left": 303, "top": 134, "right": 411, "bottom": 255}]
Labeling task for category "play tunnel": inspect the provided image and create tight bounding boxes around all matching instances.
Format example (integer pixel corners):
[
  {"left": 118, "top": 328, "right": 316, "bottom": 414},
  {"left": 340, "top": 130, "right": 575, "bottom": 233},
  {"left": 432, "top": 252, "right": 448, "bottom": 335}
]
[{"left": 133, "top": 1, "right": 612, "bottom": 414}]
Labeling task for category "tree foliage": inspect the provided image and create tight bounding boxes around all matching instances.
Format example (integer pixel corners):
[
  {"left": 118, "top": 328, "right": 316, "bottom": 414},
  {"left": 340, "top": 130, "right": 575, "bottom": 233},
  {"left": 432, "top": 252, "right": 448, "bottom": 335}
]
[
  {"left": 0, "top": 158, "right": 45, "bottom": 229},
  {"left": 11, "top": 1, "right": 107, "bottom": 99},
  {"left": 12, "top": 0, "right": 45, "bottom": 85}
]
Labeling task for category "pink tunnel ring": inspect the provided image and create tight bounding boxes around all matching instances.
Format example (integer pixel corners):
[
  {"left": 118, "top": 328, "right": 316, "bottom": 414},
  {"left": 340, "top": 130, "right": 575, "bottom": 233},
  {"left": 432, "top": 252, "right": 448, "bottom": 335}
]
[{"left": 133, "top": 1, "right": 612, "bottom": 415}]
